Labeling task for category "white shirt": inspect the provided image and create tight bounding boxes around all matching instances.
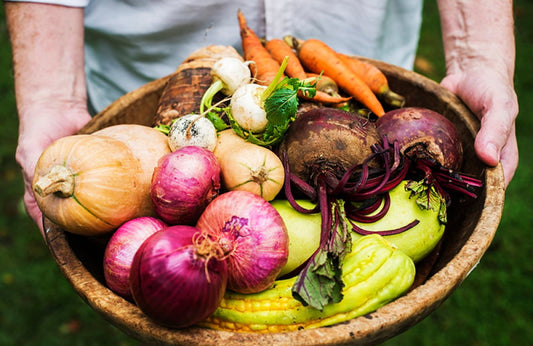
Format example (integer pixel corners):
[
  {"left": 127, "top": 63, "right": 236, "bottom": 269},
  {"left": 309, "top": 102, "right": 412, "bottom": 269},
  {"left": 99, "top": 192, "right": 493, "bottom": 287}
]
[{"left": 8, "top": 0, "right": 423, "bottom": 113}]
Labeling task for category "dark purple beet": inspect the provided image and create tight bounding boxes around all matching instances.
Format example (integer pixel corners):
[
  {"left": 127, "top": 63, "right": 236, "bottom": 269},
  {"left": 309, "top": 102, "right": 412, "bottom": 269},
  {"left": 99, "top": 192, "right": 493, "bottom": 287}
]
[
  {"left": 279, "top": 108, "right": 380, "bottom": 184},
  {"left": 376, "top": 107, "right": 463, "bottom": 171}
]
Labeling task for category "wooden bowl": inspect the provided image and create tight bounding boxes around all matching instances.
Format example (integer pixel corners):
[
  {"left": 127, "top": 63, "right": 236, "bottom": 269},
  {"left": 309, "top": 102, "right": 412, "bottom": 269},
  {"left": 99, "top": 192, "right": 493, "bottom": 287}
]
[{"left": 43, "top": 59, "right": 505, "bottom": 345}]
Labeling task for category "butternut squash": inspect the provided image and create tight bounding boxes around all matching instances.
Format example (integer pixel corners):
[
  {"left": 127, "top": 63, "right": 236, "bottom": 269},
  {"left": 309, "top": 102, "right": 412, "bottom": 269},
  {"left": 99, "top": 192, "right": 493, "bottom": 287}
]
[
  {"left": 92, "top": 124, "right": 171, "bottom": 216},
  {"left": 213, "top": 129, "right": 284, "bottom": 201},
  {"left": 32, "top": 135, "right": 146, "bottom": 235}
]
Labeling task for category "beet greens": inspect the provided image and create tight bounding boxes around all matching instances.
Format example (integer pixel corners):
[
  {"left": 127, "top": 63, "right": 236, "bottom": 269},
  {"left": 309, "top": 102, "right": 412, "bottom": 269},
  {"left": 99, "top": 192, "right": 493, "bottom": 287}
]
[{"left": 279, "top": 108, "right": 482, "bottom": 310}]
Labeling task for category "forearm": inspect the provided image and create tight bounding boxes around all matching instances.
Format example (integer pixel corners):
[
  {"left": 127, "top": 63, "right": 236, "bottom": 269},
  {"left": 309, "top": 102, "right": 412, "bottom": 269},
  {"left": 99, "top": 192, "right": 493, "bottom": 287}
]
[
  {"left": 437, "top": 0, "right": 515, "bottom": 83},
  {"left": 6, "top": 2, "right": 89, "bottom": 133},
  {"left": 6, "top": 2, "right": 91, "bottom": 232}
]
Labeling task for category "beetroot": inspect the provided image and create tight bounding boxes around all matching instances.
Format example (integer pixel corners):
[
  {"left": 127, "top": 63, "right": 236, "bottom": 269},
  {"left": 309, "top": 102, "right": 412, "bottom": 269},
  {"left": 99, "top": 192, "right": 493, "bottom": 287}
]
[
  {"left": 278, "top": 108, "right": 408, "bottom": 309},
  {"left": 277, "top": 106, "right": 482, "bottom": 310},
  {"left": 376, "top": 107, "right": 463, "bottom": 171},
  {"left": 279, "top": 108, "right": 380, "bottom": 185}
]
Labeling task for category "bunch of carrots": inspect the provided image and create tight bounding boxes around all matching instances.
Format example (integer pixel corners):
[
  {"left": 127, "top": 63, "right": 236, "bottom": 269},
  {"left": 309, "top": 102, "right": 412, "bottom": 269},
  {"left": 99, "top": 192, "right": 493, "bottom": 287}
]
[{"left": 237, "top": 10, "right": 405, "bottom": 118}]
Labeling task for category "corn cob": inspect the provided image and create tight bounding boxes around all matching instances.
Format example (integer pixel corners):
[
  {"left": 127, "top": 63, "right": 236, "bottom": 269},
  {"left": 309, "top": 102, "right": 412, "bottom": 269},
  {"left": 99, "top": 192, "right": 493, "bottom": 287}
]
[{"left": 200, "top": 234, "right": 415, "bottom": 333}]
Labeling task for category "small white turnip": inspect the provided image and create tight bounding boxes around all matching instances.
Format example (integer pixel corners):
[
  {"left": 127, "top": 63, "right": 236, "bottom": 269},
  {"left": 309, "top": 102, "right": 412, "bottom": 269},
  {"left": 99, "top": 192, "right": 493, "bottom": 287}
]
[
  {"left": 230, "top": 83, "right": 268, "bottom": 133},
  {"left": 211, "top": 57, "right": 252, "bottom": 96},
  {"left": 167, "top": 114, "right": 217, "bottom": 152}
]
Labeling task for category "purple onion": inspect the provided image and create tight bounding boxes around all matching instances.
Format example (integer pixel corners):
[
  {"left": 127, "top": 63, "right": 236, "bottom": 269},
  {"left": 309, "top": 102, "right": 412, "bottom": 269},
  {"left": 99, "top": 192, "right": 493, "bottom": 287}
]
[
  {"left": 103, "top": 216, "right": 167, "bottom": 300},
  {"left": 196, "top": 190, "right": 289, "bottom": 294},
  {"left": 151, "top": 146, "right": 221, "bottom": 225},
  {"left": 129, "top": 225, "right": 228, "bottom": 329}
]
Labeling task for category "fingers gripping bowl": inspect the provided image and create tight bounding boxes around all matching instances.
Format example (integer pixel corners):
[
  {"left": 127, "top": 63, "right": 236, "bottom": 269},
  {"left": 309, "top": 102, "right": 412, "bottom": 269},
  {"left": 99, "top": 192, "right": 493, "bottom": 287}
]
[{"left": 43, "top": 58, "right": 504, "bottom": 345}]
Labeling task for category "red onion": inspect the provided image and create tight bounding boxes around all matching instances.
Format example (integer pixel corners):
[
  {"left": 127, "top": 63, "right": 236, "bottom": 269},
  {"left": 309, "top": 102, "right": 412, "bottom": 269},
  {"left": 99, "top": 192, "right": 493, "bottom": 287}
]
[
  {"left": 103, "top": 216, "right": 167, "bottom": 300},
  {"left": 130, "top": 225, "right": 228, "bottom": 329},
  {"left": 151, "top": 146, "right": 221, "bottom": 225},
  {"left": 196, "top": 190, "right": 288, "bottom": 294}
]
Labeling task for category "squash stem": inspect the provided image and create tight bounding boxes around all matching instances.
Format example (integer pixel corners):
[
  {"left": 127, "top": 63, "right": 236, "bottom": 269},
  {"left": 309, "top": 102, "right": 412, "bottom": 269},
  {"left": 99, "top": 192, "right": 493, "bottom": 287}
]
[{"left": 33, "top": 165, "right": 75, "bottom": 198}]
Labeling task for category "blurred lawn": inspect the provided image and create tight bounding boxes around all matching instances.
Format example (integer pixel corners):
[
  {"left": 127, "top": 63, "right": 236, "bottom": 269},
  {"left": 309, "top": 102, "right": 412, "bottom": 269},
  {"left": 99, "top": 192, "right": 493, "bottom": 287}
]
[{"left": 1, "top": 1, "right": 532, "bottom": 345}]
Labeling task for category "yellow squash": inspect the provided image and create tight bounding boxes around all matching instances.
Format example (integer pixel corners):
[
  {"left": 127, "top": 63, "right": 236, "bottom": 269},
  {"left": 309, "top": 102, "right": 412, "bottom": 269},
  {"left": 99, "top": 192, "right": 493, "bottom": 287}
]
[{"left": 200, "top": 234, "right": 415, "bottom": 333}]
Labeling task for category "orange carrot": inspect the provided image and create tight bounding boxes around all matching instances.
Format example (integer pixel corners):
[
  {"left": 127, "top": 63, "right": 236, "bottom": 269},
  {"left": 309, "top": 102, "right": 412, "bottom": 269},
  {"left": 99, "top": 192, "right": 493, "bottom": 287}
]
[
  {"left": 288, "top": 36, "right": 385, "bottom": 117},
  {"left": 237, "top": 10, "right": 282, "bottom": 86},
  {"left": 265, "top": 38, "right": 306, "bottom": 79},
  {"left": 264, "top": 38, "right": 350, "bottom": 104},
  {"left": 337, "top": 53, "right": 405, "bottom": 108}
]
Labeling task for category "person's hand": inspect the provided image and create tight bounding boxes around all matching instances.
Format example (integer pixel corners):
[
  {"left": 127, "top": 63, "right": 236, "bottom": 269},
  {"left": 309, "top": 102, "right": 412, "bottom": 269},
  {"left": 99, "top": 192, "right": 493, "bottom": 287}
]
[
  {"left": 15, "top": 102, "right": 92, "bottom": 234},
  {"left": 440, "top": 66, "right": 518, "bottom": 188}
]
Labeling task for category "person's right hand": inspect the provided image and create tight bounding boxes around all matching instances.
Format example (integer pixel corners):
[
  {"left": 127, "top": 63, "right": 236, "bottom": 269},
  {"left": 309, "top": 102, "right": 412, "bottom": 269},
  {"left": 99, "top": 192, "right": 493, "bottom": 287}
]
[{"left": 16, "top": 102, "right": 92, "bottom": 234}]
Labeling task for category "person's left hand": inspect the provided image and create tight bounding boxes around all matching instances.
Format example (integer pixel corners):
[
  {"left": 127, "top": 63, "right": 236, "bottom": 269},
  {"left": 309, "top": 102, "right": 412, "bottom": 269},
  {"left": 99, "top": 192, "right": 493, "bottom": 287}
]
[{"left": 440, "top": 65, "right": 519, "bottom": 188}]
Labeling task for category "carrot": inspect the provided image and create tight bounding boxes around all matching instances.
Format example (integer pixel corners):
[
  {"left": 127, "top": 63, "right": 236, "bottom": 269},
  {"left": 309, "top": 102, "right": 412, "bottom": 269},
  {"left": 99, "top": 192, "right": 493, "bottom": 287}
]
[
  {"left": 237, "top": 10, "right": 282, "bottom": 86},
  {"left": 264, "top": 38, "right": 306, "bottom": 79},
  {"left": 287, "top": 36, "right": 385, "bottom": 117},
  {"left": 337, "top": 53, "right": 405, "bottom": 108},
  {"left": 264, "top": 38, "right": 350, "bottom": 104}
]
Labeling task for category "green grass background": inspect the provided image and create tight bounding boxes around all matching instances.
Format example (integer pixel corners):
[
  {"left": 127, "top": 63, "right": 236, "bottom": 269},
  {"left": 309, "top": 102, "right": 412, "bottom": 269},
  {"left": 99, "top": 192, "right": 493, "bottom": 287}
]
[{"left": 1, "top": 1, "right": 532, "bottom": 345}]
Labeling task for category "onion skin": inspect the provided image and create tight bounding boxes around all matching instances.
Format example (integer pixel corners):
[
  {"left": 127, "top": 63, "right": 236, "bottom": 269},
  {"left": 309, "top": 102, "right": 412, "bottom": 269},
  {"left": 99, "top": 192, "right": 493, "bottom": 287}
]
[
  {"left": 103, "top": 216, "right": 167, "bottom": 300},
  {"left": 130, "top": 225, "right": 228, "bottom": 329},
  {"left": 376, "top": 107, "right": 463, "bottom": 171},
  {"left": 279, "top": 108, "right": 380, "bottom": 184},
  {"left": 196, "top": 191, "right": 289, "bottom": 294},
  {"left": 151, "top": 146, "right": 221, "bottom": 225}
]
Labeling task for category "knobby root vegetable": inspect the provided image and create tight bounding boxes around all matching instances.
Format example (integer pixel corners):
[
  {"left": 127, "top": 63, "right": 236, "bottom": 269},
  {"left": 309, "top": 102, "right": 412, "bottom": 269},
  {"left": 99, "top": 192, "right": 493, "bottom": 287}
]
[
  {"left": 153, "top": 45, "right": 243, "bottom": 126},
  {"left": 213, "top": 129, "right": 284, "bottom": 201},
  {"left": 200, "top": 234, "right": 415, "bottom": 333},
  {"left": 305, "top": 72, "right": 343, "bottom": 97}
]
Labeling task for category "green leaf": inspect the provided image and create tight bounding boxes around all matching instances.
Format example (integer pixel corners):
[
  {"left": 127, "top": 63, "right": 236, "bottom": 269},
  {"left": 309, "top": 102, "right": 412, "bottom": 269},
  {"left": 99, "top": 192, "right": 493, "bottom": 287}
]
[
  {"left": 406, "top": 179, "right": 447, "bottom": 224},
  {"left": 264, "top": 88, "right": 298, "bottom": 126},
  {"left": 291, "top": 200, "right": 352, "bottom": 310},
  {"left": 226, "top": 73, "right": 316, "bottom": 147}
]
